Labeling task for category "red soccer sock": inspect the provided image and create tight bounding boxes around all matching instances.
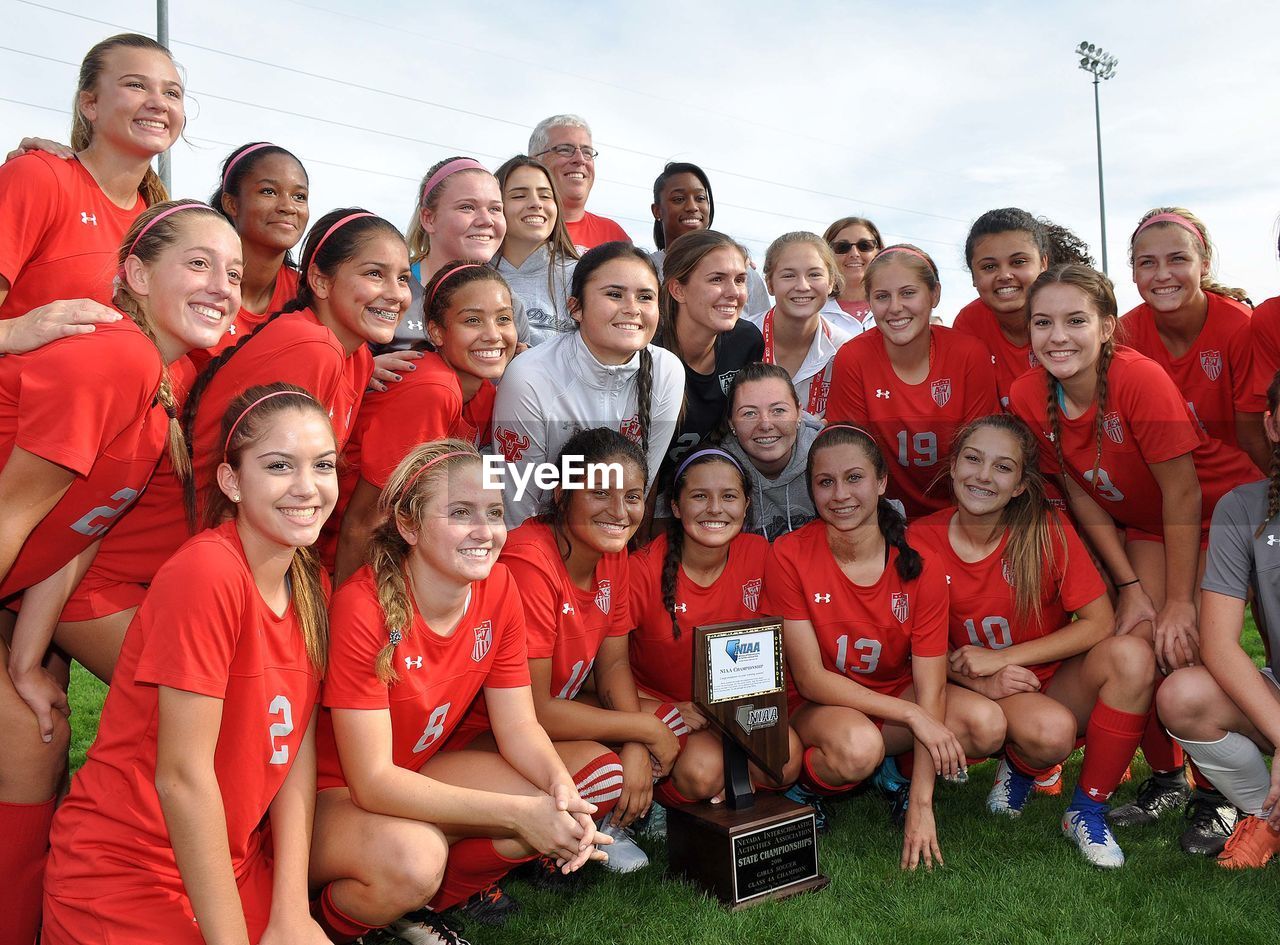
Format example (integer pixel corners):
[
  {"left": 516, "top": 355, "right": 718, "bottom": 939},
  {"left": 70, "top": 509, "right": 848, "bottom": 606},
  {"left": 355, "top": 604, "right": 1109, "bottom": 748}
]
[
  {"left": 1188, "top": 761, "right": 1218, "bottom": 793},
  {"left": 655, "top": 778, "right": 696, "bottom": 807},
  {"left": 1141, "top": 678, "right": 1183, "bottom": 773},
  {"left": 572, "top": 750, "right": 624, "bottom": 822},
  {"left": 654, "top": 702, "right": 690, "bottom": 750},
  {"left": 1078, "top": 700, "right": 1148, "bottom": 804},
  {"left": 310, "top": 883, "right": 370, "bottom": 945},
  {"left": 896, "top": 751, "right": 914, "bottom": 781},
  {"left": 429, "top": 839, "right": 531, "bottom": 912},
  {"left": 0, "top": 797, "right": 55, "bottom": 945},
  {"left": 1005, "top": 746, "right": 1060, "bottom": 780},
  {"left": 801, "top": 746, "right": 858, "bottom": 796}
]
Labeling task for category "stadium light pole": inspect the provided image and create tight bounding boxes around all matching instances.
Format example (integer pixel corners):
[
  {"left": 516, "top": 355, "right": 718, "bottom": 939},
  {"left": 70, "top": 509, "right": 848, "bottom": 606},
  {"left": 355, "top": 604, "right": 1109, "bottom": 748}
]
[
  {"left": 1076, "top": 41, "right": 1117, "bottom": 275},
  {"left": 157, "top": 0, "right": 171, "bottom": 192}
]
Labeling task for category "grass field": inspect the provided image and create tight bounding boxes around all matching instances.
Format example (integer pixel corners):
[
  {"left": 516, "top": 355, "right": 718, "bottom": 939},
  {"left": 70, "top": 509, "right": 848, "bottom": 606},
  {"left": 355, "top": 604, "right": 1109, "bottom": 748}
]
[{"left": 64, "top": 623, "right": 1280, "bottom": 945}]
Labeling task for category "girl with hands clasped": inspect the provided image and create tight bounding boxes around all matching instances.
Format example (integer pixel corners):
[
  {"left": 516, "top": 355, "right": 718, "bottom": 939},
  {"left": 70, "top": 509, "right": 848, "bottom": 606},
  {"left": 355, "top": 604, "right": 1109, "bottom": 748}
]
[
  {"left": 44, "top": 385, "right": 337, "bottom": 945},
  {"left": 910, "top": 415, "right": 1155, "bottom": 867},
  {"left": 310, "top": 441, "right": 610, "bottom": 944},
  {"left": 766, "top": 424, "right": 1005, "bottom": 870}
]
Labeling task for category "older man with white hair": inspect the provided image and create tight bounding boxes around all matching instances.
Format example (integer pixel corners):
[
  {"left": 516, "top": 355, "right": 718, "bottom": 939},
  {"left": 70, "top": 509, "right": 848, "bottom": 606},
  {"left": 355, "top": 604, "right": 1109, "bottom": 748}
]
[{"left": 528, "top": 114, "right": 630, "bottom": 251}]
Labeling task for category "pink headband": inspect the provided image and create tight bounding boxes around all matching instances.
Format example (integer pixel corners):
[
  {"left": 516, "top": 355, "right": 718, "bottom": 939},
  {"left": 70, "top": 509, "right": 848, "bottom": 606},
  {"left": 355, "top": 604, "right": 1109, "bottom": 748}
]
[
  {"left": 119, "top": 203, "right": 203, "bottom": 276},
  {"left": 876, "top": 245, "right": 933, "bottom": 266},
  {"left": 311, "top": 211, "right": 375, "bottom": 263},
  {"left": 404, "top": 450, "right": 473, "bottom": 494},
  {"left": 421, "top": 158, "right": 486, "bottom": 205},
  {"left": 223, "top": 390, "right": 316, "bottom": 461},
  {"left": 222, "top": 142, "right": 276, "bottom": 188},
  {"left": 426, "top": 263, "right": 482, "bottom": 311},
  {"left": 818, "top": 422, "right": 876, "bottom": 442},
  {"left": 1132, "top": 212, "right": 1206, "bottom": 250}
]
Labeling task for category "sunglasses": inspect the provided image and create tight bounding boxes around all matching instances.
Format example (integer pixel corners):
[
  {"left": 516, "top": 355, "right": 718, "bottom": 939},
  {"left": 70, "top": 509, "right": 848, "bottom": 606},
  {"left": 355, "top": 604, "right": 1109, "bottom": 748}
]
[{"left": 830, "top": 239, "right": 879, "bottom": 255}]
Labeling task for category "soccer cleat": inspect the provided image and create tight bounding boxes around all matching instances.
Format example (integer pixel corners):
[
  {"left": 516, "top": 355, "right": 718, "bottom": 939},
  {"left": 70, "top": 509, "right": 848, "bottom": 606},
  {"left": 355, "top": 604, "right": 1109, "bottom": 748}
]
[
  {"left": 870, "top": 757, "right": 911, "bottom": 828},
  {"left": 454, "top": 882, "right": 519, "bottom": 926},
  {"left": 636, "top": 802, "right": 667, "bottom": 840},
  {"left": 1063, "top": 803, "right": 1126, "bottom": 869},
  {"left": 1034, "top": 763, "right": 1064, "bottom": 796},
  {"left": 597, "top": 819, "right": 649, "bottom": 873},
  {"left": 1216, "top": 814, "right": 1280, "bottom": 869},
  {"left": 390, "top": 909, "right": 472, "bottom": 945},
  {"left": 1107, "top": 769, "right": 1190, "bottom": 827},
  {"left": 1181, "top": 789, "right": 1241, "bottom": 856},
  {"left": 987, "top": 759, "right": 1035, "bottom": 818},
  {"left": 784, "top": 783, "right": 830, "bottom": 833},
  {"left": 519, "top": 853, "right": 587, "bottom": 892}
]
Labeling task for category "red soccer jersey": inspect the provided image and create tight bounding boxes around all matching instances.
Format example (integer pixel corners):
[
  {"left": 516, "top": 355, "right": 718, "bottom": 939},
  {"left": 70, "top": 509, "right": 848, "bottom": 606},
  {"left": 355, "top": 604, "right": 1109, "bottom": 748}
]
[
  {"left": 500, "top": 519, "right": 631, "bottom": 700},
  {"left": 0, "top": 319, "right": 167, "bottom": 599},
  {"left": 826, "top": 325, "right": 1000, "bottom": 519},
  {"left": 564, "top": 211, "right": 630, "bottom": 252},
  {"left": 1121, "top": 292, "right": 1264, "bottom": 443},
  {"left": 0, "top": 153, "right": 146, "bottom": 318},
  {"left": 1008, "top": 346, "right": 1257, "bottom": 534},
  {"left": 1250, "top": 296, "right": 1280, "bottom": 402},
  {"left": 45, "top": 521, "right": 320, "bottom": 896},
  {"left": 908, "top": 508, "right": 1106, "bottom": 685},
  {"left": 316, "top": 564, "right": 530, "bottom": 790},
  {"left": 952, "top": 297, "right": 1039, "bottom": 408},
  {"left": 192, "top": 266, "right": 300, "bottom": 371},
  {"left": 627, "top": 532, "right": 770, "bottom": 702},
  {"left": 766, "top": 519, "right": 948, "bottom": 698}
]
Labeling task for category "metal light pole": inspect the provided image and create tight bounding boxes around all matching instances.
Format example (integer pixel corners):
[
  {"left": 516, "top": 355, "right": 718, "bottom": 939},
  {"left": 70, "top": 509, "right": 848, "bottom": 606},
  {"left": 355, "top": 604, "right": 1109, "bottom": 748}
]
[
  {"left": 1076, "top": 41, "right": 1117, "bottom": 275},
  {"left": 157, "top": 0, "right": 171, "bottom": 193}
]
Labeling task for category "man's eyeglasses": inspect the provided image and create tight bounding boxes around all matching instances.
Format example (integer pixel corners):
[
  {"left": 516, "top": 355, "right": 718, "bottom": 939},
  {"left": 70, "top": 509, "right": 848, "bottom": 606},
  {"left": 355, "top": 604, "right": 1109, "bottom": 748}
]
[
  {"left": 830, "top": 239, "right": 879, "bottom": 255},
  {"left": 536, "top": 144, "right": 600, "bottom": 160}
]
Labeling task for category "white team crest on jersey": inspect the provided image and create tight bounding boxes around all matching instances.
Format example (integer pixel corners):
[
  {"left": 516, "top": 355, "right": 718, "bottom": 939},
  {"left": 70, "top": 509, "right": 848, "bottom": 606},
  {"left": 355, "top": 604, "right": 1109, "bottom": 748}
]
[
  {"left": 1200, "top": 350, "right": 1223, "bottom": 382},
  {"left": 471, "top": 621, "right": 493, "bottom": 662},
  {"left": 719, "top": 370, "right": 740, "bottom": 395},
  {"left": 891, "top": 591, "right": 910, "bottom": 623},
  {"left": 595, "top": 579, "right": 612, "bottom": 614},
  {"left": 619, "top": 417, "right": 643, "bottom": 446},
  {"left": 1002, "top": 558, "right": 1016, "bottom": 587},
  {"left": 931, "top": 378, "right": 952, "bottom": 407},
  {"left": 1103, "top": 411, "right": 1124, "bottom": 444},
  {"left": 1027, "top": 350, "right": 1040, "bottom": 368},
  {"left": 742, "top": 578, "right": 761, "bottom": 611}
]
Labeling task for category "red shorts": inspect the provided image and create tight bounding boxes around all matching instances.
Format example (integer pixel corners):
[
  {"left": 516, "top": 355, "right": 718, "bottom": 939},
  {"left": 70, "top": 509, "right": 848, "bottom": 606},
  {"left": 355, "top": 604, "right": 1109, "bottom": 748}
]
[
  {"left": 59, "top": 572, "right": 148, "bottom": 623},
  {"left": 789, "top": 675, "right": 913, "bottom": 727},
  {"left": 1123, "top": 525, "right": 1210, "bottom": 550},
  {"left": 43, "top": 844, "right": 273, "bottom": 945}
]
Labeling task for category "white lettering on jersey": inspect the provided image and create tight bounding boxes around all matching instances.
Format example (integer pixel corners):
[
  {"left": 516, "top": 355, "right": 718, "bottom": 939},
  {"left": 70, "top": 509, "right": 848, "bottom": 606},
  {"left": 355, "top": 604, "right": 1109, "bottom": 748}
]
[
  {"left": 70, "top": 488, "right": 140, "bottom": 537},
  {"left": 412, "top": 703, "right": 451, "bottom": 754},
  {"left": 268, "top": 695, "right": 294, "bottom": 765}
]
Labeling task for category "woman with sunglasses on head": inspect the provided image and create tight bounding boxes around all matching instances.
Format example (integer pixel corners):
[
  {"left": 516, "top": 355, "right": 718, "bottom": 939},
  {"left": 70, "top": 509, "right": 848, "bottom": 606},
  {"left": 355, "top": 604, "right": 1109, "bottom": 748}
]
[{"left": 821, "top": 217, "right": 882, "bottom": 338}]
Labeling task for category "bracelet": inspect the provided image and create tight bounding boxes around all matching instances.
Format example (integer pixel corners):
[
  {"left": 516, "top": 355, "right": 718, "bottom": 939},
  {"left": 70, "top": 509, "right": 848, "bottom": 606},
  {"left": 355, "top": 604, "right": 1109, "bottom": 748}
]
[{"left": 1115, "top": 578, "right": 1141, "bottom": 588}]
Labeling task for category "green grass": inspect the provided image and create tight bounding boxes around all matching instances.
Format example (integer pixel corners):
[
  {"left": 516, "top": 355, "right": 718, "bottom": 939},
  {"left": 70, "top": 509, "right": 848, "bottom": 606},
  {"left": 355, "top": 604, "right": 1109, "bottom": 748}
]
[{"left": 64, "top": 620, "right": 1280, "bottom": 945}]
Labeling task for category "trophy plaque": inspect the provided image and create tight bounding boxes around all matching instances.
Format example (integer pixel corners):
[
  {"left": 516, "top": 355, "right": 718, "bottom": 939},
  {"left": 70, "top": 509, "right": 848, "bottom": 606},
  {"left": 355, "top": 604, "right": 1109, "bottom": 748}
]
[{"left": 665, "top": 618, "right": 828, "bottom": 910}]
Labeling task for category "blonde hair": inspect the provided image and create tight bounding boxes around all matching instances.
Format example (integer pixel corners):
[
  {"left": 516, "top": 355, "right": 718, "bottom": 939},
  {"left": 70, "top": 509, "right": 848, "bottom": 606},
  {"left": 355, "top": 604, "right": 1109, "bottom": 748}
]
[
  {"left": 762, "top": 231, "right": 844, "bottom": 298},
  {"left": 405, "top": 157, "right": 492, "bottom": 265},
  {"left": 369, "top": 440, "right": 482, "bottom": 684},
  {"left": 864, "top": 243, "right": 941, "bottom": 295},
  {"left": 73, "top": 33, "right": 174, "bottom": 207},
  {"left": 1129, "top": 207, "right": 1249, "bottom": 303}
]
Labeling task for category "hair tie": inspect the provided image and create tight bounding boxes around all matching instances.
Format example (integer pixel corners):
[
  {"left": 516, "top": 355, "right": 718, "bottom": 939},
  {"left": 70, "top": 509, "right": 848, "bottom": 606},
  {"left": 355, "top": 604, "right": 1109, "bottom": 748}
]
[
  {"left": 311, "top": 212, "right": 375, "bottom": 264},
  {"left": 403, "top": 450, "right": 473, "bottom": 495},
  {"left": 221, "top": 142, "right": 276, "bottom": 189},
  {"left": 421, "top": 158, "right": 486, "bottom": 206},
  {"left": 389, "top": 628, "right": 403, "bottom": 647},
  {"left": 223, "top": 390, "right": 317, "bottom": 462},
  {"left": 817, "top": 421, "right": 876, "bottom": 442},
  {"left": 425, "top": 263, "right": 482, "bottom": 312},
  {"left": 1132, "top": 212, "right": 1206, "bottom": 250},
  {"left": 875, "top": 246, "right": 933, "bottom": 266},
  {"left": 119, "top": 203, "right": 204, "bottom": 277},
  {"left": 674, "top": 447, "right": 744, "bottom": 482}
]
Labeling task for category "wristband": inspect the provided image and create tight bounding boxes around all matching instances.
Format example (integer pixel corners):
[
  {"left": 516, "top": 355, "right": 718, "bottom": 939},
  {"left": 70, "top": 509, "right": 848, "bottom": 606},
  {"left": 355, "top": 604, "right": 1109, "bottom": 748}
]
[{"left": 1115, "top": 578, "right": 1141, "bottom": 588}]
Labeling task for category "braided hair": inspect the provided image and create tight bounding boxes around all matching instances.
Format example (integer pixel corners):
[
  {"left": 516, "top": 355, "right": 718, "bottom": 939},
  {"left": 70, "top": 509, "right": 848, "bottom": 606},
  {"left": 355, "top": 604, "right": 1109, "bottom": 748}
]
[{"left": 1256, "top": 370, "right": 1280, "bottom": 538}]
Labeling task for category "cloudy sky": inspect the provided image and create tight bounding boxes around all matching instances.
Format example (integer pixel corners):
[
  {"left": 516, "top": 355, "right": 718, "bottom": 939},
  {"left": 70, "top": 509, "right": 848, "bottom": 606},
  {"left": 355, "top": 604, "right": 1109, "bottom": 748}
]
[{"left": 3, "top": 0, "right": 1278, "bottom": 318}]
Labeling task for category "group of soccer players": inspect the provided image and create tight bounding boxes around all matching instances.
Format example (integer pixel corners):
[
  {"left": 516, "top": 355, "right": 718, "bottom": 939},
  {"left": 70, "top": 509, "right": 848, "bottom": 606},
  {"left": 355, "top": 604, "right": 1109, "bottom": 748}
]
[{"left": 1, "top": 31, "right": 1279, "bottom": 945}]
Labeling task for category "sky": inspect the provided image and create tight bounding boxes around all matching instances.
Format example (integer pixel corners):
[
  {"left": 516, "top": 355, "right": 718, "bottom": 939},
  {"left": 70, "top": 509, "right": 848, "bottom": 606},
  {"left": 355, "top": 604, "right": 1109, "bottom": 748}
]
[{"left": 3, "top": 0, "right": 1279, "bottom": 319}]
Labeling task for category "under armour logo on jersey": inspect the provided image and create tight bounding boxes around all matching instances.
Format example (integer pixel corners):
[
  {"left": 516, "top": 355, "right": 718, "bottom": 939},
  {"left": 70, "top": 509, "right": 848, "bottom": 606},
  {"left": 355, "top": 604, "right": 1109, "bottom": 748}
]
[
  {"left": 80, "top": 211, "right": 97, "bottom": 225},
  {"left": 1268, "top": 535, "right": 1279, "bottom": 546},
  {"left": 404, "top": 656, "right": 423, "bottom": 670},
  {"left": 406, "top": 319, "right": 424, "bottom": 332},
  {"left": 1087, "top": 786, "right": 1103, "bottom": 799},
  {"left": 674, "top": 603, "right": 687, "bottom": 613},
  {"left": 875, "top": 389, "right": 891, "bottom": 399},
  {"left": 813, "top": 592, "right": 831, "bottom": 604},
  {"left": 945, "top": 574, "right": 952, "bottom": 585},
  {"left": 228, "top": 324, "right": 237, "bottom": 335},
  {"left": 562, "top": 601, "right": 575, "bottom": 615}
]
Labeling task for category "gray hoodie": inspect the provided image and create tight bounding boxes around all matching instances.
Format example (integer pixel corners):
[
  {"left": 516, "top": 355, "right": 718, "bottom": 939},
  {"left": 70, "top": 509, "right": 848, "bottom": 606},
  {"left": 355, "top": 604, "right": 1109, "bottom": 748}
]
[{"left": 723, "top": 418, "right": 822, "bottom": 540}]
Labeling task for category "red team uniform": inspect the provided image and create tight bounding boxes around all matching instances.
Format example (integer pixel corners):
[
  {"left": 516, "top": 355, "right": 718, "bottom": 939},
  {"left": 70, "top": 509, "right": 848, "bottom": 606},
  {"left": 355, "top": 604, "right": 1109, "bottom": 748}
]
[
  {"left": 826, "top": 325, "right": 1000, "bottom": 519},
  {"left": 0, "top": 320, "right": 169, "bottom": 600},
  {"left": 1250, "top": 296, "right": 1280, "bottom": 399},
  {"left": 43, "top": 522, "right": 321, "bottom": 944},
  {"left": 952, "top": 298, "right": 1039, "bottom": 408},
  {"left": 767, "top": 520, "right": 949, "bottom": 712},
  {"left": 627, "top": 532, "right": 769, "bottom": 702},
  {"left": 0, "top": 153, "right": 147, "bottom": 318},
  {"left": 316, "top": 564, "right": 529, "bottom": 789},
  {"left": 192, "top": 265, "right": 300, "bottom": 370},
  {"left": 564, "top": 211, "right": 629, "bottom": 252},
  {"left": 1008, "top": 346, "right": 1259, "bottom": 540},
  {"left": 908, "top": 509, "right": 1106, "bottom": 686}
]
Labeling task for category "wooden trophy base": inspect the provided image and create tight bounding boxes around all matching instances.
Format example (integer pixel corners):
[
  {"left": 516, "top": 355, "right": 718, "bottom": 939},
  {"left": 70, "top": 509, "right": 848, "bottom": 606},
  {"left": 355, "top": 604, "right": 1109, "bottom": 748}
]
[{"left": 666, "top": 793, "right": 830, "bottom": 910}]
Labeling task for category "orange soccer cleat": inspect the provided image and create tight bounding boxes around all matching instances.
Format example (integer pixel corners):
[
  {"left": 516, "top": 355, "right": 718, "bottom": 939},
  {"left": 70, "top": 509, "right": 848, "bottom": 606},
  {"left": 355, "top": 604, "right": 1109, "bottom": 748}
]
[{"left": 1216, "top": 815, "right": 1280, "bottom": 869}]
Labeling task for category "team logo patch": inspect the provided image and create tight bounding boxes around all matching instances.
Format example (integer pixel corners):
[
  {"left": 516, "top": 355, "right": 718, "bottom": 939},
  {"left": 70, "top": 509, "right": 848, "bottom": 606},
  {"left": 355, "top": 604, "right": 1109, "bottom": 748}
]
[
  {"left": 931, "top": 378, "right": 952, "bottom": 407},
  {"left": 471, "top": 621, "right": 492, "bottom": 662},
  {"left": 595, "top": 579, "right": 612, "bottom": 614},
  {"left": 80, "top": 211, "right": 97, "bottom": 226},
  {"left": 891, "top": 591, "right": 910, "bottom": 623},
  {"left": 1002, "top": 558, "right": 1016, "bottom": 587},
  {"left": 1027, "top": 350, "right": 1040, "bottom": 368},
  {"left": 719, "top": 370, "right": 740, "bottom": 395},
  {"left": 495, "top": 427, "right": 530, "bottom": 462},
  {"left": 1200, "top": 349, "right": 1223, "bottom": 382},
  {"left": 742, "top": 578, "right": 761, "bottom": 611},
  {"left": 619, "top": 416, "right": 643, "bottom": 445},
  {"left": 1103, "top": 411, "right": 1124, "bottom": 444}
]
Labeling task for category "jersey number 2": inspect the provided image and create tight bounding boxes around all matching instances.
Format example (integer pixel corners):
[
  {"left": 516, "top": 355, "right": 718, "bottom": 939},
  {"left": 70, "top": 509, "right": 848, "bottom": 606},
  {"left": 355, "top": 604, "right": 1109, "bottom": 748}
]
[{"left": 268, "top": 695, "right": 294, "bottom": 765}]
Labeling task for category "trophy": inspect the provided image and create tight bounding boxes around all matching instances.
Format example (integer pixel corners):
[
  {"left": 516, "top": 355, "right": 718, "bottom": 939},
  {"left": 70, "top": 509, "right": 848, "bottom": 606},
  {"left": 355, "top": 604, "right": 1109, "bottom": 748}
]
[{"left": 664, "top": 618, "right": 829, "bottom": 909}]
